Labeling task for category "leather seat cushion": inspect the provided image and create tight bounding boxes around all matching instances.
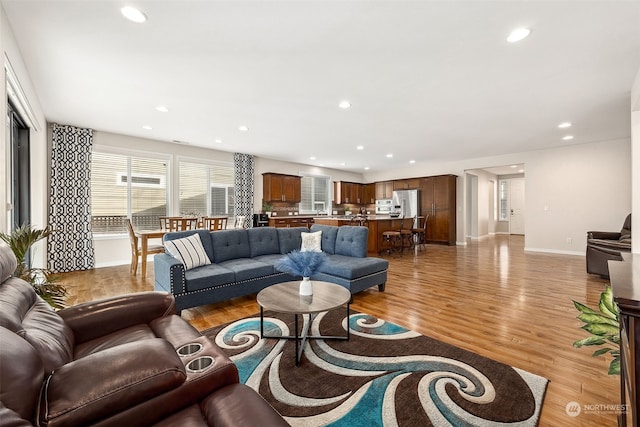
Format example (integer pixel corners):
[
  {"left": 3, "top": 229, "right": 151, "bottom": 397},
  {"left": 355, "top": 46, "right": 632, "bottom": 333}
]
[{"left": 587, "top": 238, "right": 632, "bottom": 251}]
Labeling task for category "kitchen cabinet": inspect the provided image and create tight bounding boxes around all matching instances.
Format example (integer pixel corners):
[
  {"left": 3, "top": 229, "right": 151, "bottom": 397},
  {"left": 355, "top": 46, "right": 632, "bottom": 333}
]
[
  {"left": 268, "top": 216, "right": 313, "bottom": 229},
  {"left": 375, "top": 181, "right": 394, "bottom": 199},
  {"left": 393, "top": 178, "right": 420, "bottom": 190},
  {"left": 362, "top": 183, "right": 376, "bottom": 205},
  {"left": 335, "top": 181, "right": 363, "bottom": 204},
  {"left": 420, "top": 175, "right": 457, "bottom": 245},
  {"left": 263, "top": 173, "right": 301, "bottom": 203}
]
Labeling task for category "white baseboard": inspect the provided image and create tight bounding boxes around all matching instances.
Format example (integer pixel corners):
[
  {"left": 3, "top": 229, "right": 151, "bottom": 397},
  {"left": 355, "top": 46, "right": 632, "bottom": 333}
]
[
  {"left": 456, "top": 241, "right": 467, "bottom": 246},
  {"left": 524, "top": 247, "right": 585, "bottom": 256},
  {"left": 94, "top": 260, "right": 129, "bottom": 269}
]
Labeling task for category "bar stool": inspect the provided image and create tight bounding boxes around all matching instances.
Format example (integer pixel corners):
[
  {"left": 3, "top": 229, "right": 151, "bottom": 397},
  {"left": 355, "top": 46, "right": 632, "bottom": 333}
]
[
  {"left": 380, "top": 229, "right": 402, "bottom": 256},
  {"left": 399, "top": 217, "right": 415, "bottom": 252},
  {"left": 411, "top": 214, "right": 429, "bottom": 251}
]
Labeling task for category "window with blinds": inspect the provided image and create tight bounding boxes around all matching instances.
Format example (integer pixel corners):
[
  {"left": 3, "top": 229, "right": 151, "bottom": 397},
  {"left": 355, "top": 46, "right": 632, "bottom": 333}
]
[
  {"left": 179, "top": 161, "right": 235, "bottom": 217},
  {"left": 91, "top": 151, "right": 169, "bottom": 234},
  {"left": 299, "top": 175, "right": 330, "bottom": 214}
]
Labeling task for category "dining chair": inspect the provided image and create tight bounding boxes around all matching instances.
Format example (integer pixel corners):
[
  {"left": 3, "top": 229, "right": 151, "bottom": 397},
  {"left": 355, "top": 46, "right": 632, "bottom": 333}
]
[
  {"left": 126, "top": 218, "right": 164, "bottom": 275},
  {"left": 169, "top": 217, "right": 198, "bottom": 231},
  {"left": 203, "top": 217, "right": 228, "bottom": 231},
  {"left": 159, "top": 216, "right": 182, "bottom": 230},
  {"left": 231, "top": 215, "right": 246, "bottom": 229}
]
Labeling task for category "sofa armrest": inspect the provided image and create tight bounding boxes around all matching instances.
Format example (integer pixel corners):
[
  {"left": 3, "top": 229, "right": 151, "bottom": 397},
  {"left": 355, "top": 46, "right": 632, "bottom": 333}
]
[
  {"left": 39, "top": 339, "right": 185, "bottom": 427},
  {"left": 587, "top": 231, "right": 621, "bottom": 240},
  {"left": 154, "top": 253, "right": 186, "bottom": 294},
  {"left": 58, "top": 291, "right": 176, "bottom": 343}
]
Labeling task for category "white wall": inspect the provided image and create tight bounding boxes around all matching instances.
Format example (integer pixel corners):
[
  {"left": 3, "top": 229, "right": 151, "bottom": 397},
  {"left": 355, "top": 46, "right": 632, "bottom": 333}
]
[
  {"left": 1, "top": 5, "right": 48, "bottom": 266},
  {"left": 366, "top": 138, "right": 631, "bottom": 255}
]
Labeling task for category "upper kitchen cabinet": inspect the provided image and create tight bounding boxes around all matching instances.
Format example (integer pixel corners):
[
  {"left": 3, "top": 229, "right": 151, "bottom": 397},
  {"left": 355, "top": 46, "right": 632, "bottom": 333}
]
[
  {"left": 263, "top": 173, "right": 301, "bottom": 203},
  {"left": 375, "top": 181, "right": 394, "bottom": 199},
  {"left": 393, "top": 178, "right": 420, "bottom": 190},
  {"left": 335, "top": 181, "right": 363, "bottom": 204},
  {"left": 362, "top": 183, "right": 376, "bottom": 205}
]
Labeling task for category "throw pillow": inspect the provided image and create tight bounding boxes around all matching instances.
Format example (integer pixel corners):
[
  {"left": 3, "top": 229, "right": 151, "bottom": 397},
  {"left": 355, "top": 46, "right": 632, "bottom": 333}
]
[
  {"left": 164, "top": 233, "right": 211, "bottom": 270},
  {"left": 300, "top": 230, "right": 322, "bottom": 253}
]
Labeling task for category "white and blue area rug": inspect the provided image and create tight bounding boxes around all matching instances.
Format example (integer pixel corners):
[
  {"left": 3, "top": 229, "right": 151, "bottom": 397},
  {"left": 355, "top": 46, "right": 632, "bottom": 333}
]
[{"left": 205, "top": 310, "right": 547, "bottom": 426}]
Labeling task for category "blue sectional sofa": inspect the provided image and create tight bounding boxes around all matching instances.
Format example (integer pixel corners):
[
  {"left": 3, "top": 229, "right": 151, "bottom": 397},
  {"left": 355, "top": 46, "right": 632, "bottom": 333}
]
[{"left": 154, "top": 224, "right": 388, "bottom": 314}]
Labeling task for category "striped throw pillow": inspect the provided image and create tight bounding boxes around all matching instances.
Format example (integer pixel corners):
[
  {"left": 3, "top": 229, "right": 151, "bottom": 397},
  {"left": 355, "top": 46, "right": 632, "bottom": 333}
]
[{"left": 164, "top": 233, "right": 211, "bottom": 270}]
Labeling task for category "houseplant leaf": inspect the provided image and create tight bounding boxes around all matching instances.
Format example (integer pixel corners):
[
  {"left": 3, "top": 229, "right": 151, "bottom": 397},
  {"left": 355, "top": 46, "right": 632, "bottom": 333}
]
[{"left": 573, "top": 336, "right": 606, "bottom": 348}]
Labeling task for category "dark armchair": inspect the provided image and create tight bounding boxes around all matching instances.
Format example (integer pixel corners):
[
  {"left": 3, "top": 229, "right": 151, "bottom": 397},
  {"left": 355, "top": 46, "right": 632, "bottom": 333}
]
[{"left": 586, "top": 213, "right": 632, "bottom": 278}]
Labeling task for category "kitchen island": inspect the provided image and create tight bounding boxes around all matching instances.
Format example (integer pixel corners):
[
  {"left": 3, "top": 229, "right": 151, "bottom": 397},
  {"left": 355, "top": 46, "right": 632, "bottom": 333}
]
[{"left": 314, "top": 215, "right": 416, "bottom": 254}]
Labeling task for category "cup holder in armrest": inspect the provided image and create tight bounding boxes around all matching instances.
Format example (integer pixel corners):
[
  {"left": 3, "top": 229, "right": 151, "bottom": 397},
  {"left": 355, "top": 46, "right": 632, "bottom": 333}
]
[
  {"left": 186, "top": 356, "right": 215, "bottom": 373},
  {"left": 177, "top": 342, "right": 204, "bottom": 357}
]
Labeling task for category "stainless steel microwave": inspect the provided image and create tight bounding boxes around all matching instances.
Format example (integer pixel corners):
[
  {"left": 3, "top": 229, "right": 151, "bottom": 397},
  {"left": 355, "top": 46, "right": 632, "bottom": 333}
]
[{"left": 375, "top": 199, "right": 393, "bottom": 214}]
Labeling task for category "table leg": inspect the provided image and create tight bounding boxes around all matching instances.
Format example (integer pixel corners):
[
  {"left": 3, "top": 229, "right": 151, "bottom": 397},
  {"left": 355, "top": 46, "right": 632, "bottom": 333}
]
[
  {"left": 140, "top": 235, "right": 149, "bottom": 278},
  {"left": 260, "top": 307, "right": 264, "bottom": 338},
  {"left": 294, "top": 314, "right": 299, "bottom": 366}
]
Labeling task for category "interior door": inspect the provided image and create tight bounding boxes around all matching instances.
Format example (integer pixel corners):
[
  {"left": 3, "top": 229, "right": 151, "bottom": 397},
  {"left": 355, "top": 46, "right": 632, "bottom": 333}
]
[{"left": 510, "top": 178, "right": 525, "bottom": 235}]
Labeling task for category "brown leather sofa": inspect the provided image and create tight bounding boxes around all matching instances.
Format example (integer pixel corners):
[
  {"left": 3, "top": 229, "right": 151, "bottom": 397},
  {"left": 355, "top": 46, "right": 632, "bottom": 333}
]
[
  {"left": 586, "top": 213, "right": 632, "bottom": 278},
  {"left": 0, "top": 243, "right": 288, "bottom": 427}
]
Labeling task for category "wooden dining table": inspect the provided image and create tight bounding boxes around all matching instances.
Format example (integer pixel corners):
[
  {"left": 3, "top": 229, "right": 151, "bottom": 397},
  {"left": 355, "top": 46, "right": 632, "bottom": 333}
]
[{"left": 134, "top": 229, "right": 166, "bottom": 279}]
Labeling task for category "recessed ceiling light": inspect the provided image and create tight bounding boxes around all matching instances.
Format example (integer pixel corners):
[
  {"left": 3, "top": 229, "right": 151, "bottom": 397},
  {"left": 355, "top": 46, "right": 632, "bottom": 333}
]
[
  {"left": 309, "top": 156, "right": 316, "bottom": 160},
  {"left": 238, "top": 125, "right": 249, "bottom": 132},
  {"left": 386, "top": 154, "right": 393, "bottom": 158},
  {"left": 510, "top": 165, "right": 517, "bottom": 168},
  {"left": 356, "top": 145, "right": 364, "bottom": 150},
  {"left": 518, "top": 169, "right": 525, "bottom": 173},
  {"left": 562, "top": 135, "right": 574, "bottom": 141},
  {"left": 142, "top": 125, "right": 152, "bottom": 130},
  {"left": 155, "top": 105, "right": 169, "bottom": 113},
  {"left": 558, "top": 122, "right": 572, "bottom": 129},
  {"left": 507, "top": 27, "right": 531, "bottom": 43},
  {"left": 215, "top": 139, "right": 222, "bottom": 143},
  {"left": 121, "top": 6, "right": 147, "bottom": 23},
  {"left": 409, "top": 160, "right": 416, "bottom": 164},
  {"left": 340, "top": 162, "right": 346, "bottom": 166},
  {"left": 339, "top": 100, "right": 351, "bottom": 109},
  {"left": 364, "top": 167, "right": 370, "bottom": 170}
]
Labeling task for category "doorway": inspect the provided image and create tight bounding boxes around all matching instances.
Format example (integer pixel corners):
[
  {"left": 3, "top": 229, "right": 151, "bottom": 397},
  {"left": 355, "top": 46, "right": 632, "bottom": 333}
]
[{"left": 509, "top": 178, "right": 525, "bottom": 235}]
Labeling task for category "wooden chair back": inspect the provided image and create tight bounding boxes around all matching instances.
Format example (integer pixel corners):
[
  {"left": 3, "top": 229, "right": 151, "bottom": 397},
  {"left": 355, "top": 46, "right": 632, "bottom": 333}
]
[
  {"left": 169, "top": 217, "right": 198, "bottom": 231},
  {"left": 159, "top": 216, "right": 182, "bottom": 230},
  {"left": 203, "top": 217, "right": 228, "bottom": 231}
]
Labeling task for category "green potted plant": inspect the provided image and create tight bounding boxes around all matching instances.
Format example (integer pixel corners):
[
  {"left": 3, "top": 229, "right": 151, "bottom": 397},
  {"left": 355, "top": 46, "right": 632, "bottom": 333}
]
[
  {"left": 262, "top": 201, "right": 273, "bottom": 216},
  {"left": 573, "top": 286, "right": 620, "bottom": 375},
  {"left": 0, "top": 224, "right": 67, "bottom": 309}
]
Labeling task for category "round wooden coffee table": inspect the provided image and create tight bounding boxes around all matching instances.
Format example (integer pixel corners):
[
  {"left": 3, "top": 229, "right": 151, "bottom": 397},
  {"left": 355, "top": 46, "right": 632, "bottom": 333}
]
[{"left": 257, "top": 281, "right": 351, "bottom": 366}]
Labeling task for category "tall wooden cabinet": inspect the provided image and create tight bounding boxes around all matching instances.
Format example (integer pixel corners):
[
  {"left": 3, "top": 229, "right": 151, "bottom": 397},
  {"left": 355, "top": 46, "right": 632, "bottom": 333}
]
[
  {"left": 262, "top": 173, "right": 301, "bottom": 203},
  {"left": 420, "top": 175, "right": 457, "bottom": 245}
]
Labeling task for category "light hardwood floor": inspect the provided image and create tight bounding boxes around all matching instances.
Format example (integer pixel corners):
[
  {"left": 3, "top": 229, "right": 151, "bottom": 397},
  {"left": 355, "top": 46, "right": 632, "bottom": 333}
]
[{"left": 60, "top": 235, "right": 617, "bottom": 426}]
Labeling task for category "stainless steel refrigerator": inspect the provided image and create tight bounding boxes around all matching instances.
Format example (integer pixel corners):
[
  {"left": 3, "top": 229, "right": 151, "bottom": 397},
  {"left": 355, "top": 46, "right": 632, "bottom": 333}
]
[{"left": 391, "top": 190, "right": 420, "bottom": 227}]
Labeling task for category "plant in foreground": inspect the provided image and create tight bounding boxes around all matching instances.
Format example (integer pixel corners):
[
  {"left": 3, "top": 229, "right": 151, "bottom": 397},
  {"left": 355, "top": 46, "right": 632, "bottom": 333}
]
[{"left": 573, "top": 286, "right": 620, "bottom": 375}]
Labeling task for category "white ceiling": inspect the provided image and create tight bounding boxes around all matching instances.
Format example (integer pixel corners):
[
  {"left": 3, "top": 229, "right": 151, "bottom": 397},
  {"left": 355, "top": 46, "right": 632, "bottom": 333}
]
[{"left": 3, "top": 1, "right": 640, "bottom": 173}]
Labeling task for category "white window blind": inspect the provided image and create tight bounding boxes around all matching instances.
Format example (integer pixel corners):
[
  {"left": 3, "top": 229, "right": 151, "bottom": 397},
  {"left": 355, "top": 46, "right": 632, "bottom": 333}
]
[
  {"left": 91, "top": 151, "right": 168, "bottom": 234},
  {"left": 300, "top": 175, "right": 330, "bottom": 214},
  {"left": 179, "top": 161, "right": 235, "bottom": 217}
]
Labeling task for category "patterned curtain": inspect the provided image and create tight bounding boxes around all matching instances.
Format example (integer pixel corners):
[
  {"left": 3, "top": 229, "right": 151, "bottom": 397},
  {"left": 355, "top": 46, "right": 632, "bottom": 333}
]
[
  {"left": 233, "top": 153, "right": 254, "bottom": 229},
  {"left": 48, "top": 124, "right": 95, "bottom": 272}
]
